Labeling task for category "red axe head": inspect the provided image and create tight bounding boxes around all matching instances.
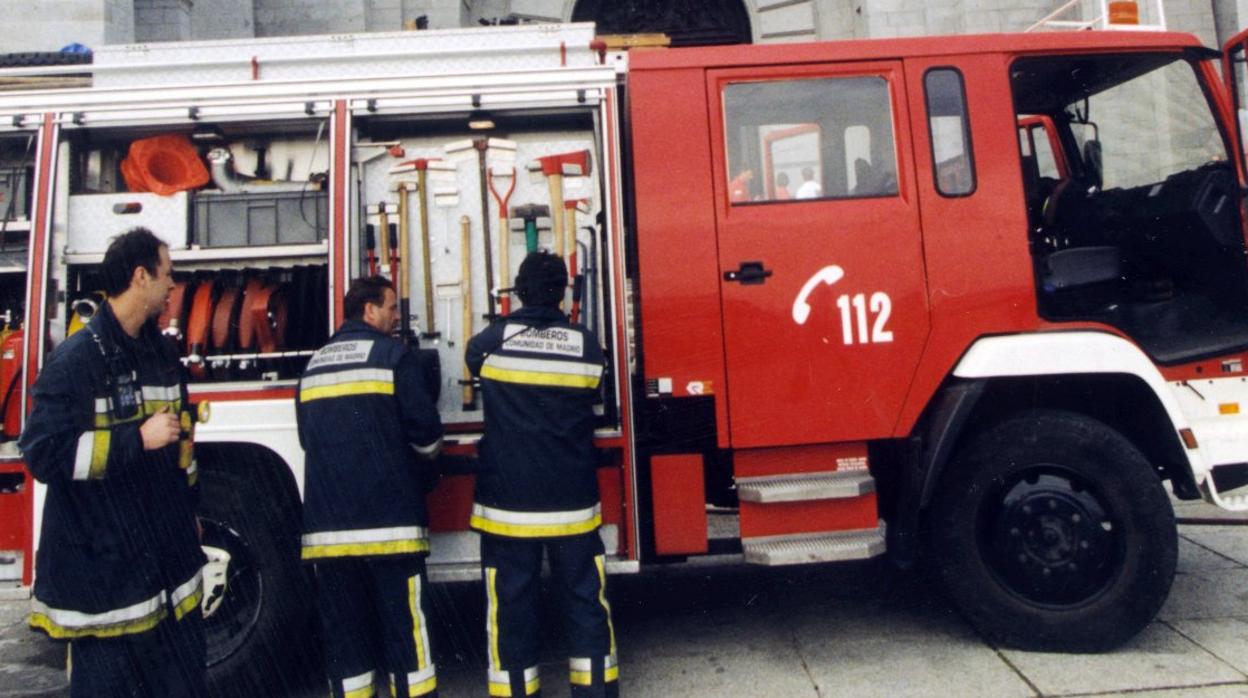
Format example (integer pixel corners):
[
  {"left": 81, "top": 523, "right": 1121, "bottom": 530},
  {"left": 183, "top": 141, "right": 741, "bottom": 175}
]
[{"left": 537, "top": 150, "right": 592, "bottom": 177}]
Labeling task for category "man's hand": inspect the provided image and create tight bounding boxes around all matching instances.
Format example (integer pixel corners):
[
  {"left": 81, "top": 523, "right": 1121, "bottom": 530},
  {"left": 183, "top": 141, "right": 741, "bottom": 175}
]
[{"left": 140, "top": 406, "right": 181, "bottom": 451}]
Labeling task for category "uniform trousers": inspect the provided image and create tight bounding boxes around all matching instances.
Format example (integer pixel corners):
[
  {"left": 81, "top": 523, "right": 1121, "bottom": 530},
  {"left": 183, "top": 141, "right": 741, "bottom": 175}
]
[
  {"left": 315, "top": 555, "right": 437, "bottom": 698},
  {"left": 67, "top": 607, "right": 207, "bottom": 698},
  {"left": 481, "top": 531, "right": 618, "bottom": 698}
]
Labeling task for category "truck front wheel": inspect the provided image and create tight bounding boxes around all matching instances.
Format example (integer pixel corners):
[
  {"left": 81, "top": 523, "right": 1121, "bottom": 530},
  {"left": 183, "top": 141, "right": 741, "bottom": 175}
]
[{"left": 930, "top": 409, "right": 1176, "bottom": 652}]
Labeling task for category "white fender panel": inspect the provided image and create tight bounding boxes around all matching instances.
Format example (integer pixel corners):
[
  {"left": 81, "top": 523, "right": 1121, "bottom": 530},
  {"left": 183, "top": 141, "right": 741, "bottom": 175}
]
[
  {"left": 953, "top": 332, "right": 1210, "bottom": 481},
  {"left": 192, "top": 398, "right": 306, "bottom": 496}
]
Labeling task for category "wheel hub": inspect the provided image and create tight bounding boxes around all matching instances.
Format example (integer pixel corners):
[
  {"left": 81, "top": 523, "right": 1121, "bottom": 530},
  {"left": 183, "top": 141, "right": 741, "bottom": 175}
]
[
  {"left": 198, "top": 517, "right": 265, "bottom": 667},
  {"left": 985, "top": 470, "right": 1120, "bottom": 605}
]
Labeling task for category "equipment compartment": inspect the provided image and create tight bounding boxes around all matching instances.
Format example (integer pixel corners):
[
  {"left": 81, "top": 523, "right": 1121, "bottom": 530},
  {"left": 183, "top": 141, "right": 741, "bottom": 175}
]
[{"left": 194, "top": 190, "right": 328, "bottom": 247}]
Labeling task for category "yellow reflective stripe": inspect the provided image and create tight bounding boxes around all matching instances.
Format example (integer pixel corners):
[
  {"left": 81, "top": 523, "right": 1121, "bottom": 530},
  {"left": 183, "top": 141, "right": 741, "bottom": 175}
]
[
  {"left": 479, "top": 364, "right": 600, "bottom": 389},
  {"left": 92, "top": 400, "right": 181, "bottom": 428},
  {"left": 89, "top": 430, "right": 110, "bottom": 479},
  {"left": 30, "top": 605, "right": 166, "bottom": 640},
  {"left": 470, "top": 514, "right": 601, "bottom": 538},
  {"left": 408, "top": 675, "right": 437, "bottom": 696},
  {"left": 488, "top": 677, "right": 540, "bottom": 697},
  {"left": 570, "top": 668, "right": 618, "bottom": 686},
  {"left": 408, "top": 574, "right": 431, "bottom": 672},
  {"left": 470, "top": 504, "right": 602, "bottom": 539},
  {"left": 596, "top": 555, "right": 616, "bottom": 658},
  {"left": 299, "top": 380, "right": 395, "bottom": 403},
  {"left": 487, "top": 568, "right": 501, "bottom": 673},
  {"left": 171, "top": 573, "right": 203, "bottom": 621},
  {"left": 300, "top": 539, "right": 429, "bottom": 560},
  {"left": 342, "top": 671, "right": 375, "bottom": 698}
]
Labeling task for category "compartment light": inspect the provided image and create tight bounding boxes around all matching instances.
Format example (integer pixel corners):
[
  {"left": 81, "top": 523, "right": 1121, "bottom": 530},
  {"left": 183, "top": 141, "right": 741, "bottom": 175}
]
[{"left": 468, "top": 110, "right": 496, "bottom": 130}]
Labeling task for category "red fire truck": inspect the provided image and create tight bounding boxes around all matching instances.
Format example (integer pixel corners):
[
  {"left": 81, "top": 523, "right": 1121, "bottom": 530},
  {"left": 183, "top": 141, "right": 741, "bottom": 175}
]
[{"left": 2, "top": 12, "right": 1248, "bottom": 690}]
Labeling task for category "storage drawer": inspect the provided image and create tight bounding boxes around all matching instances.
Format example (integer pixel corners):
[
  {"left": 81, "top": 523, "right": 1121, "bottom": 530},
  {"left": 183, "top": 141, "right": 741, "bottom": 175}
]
[{"left": 67, "top": 191, "right": 190, "bottom": 254}]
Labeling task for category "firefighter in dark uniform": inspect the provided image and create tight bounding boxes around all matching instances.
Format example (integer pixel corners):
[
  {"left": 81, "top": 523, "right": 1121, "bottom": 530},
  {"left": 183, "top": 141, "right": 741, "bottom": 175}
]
[
  {"left": 297, "top": 276, "right": 444, "bottom": 698},
  {"left": 466, "top": 251, "right": 618, "bottom": 698},
  {"left": 20, "top": 227, "right": 206, "bottom": 697}
]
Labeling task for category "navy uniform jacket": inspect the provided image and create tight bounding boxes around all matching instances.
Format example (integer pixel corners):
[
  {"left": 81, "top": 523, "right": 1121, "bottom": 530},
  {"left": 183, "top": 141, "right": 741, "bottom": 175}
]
[
  {"left": 465, "top": 305, "right": 605, "bottom": 539},
  {"left": 296, "top": 320, "right": 443, "bottom": 561},
  {"left": 19, "top": 301, "right": 203, "bottom": 639}
]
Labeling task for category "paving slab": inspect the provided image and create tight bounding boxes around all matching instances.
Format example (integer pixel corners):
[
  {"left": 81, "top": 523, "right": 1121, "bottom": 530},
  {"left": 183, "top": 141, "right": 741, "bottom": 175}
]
[
  {"left": 1001, "top": 621, "right": 1244, "bottom": 696},
  {"left": 1169, "top": 617, "right": 1248, "bottom": 677},
  {"left": 1095, "top": 686, "right": 1248, "bottom": 698},
  {"left": 0, "top": 599, "right": 64, "bottom": 697},
  {"left": 1160, "top": 568, "right": 1248, "bottom": 621},
  {"left": 1179, "top": 535, "right": 1248, "bottom": 572},
  {"left": 1180, "top": 527, "right": 1248, "bottom": 568}
]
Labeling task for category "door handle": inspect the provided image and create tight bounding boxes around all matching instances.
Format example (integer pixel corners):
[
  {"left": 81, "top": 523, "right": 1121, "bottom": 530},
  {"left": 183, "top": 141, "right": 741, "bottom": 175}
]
[{"left": 724, "top": 261, "right": 772, "bottom": 285}]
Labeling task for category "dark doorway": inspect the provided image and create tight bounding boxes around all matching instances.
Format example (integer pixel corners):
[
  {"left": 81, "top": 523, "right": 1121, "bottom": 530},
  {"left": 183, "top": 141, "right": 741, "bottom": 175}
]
[{"left": 572, "top": 0, "right": 752, "bottom": 46}]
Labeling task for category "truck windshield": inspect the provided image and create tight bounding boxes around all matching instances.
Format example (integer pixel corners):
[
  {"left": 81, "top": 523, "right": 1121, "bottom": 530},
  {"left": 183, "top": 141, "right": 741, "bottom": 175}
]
[{"left": 1013, "top": 53, "right": 1248, "bottom": 364}]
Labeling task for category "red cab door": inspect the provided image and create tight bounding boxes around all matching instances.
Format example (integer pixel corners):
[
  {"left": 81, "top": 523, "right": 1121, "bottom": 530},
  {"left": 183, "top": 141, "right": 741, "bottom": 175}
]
[{"left": 707, "top": 61, "right": 930, "bottom": 448}]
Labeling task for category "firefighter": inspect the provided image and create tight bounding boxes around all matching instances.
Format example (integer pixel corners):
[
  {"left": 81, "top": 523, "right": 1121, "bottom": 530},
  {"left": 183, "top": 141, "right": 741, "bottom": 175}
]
[
  {"left": 19, "top": 227, "right": 206, "bottom": 697},
  {"left": 466, "top": 251, "right": 618, "bottom": 698},
  {"left": 297, "top": 275, "right": 444, "bottom": 698}
]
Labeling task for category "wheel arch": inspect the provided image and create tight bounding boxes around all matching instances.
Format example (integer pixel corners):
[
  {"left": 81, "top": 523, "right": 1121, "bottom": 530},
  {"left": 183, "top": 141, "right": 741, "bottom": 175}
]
[
  {"left": 885, "top": 332, "right": 1203, "bottom": 566},
  {"left": 196, "top": 442, "right": 303, "bottom": 529}
]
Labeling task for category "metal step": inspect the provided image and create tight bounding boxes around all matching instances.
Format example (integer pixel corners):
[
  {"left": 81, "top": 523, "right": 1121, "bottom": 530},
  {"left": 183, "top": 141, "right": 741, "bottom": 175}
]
[
  {"left": 736, "top": 470, "right": 874, "bottom": 504},
  {"left": 742, "top": 525, "right": 885, "bottom": 566}
]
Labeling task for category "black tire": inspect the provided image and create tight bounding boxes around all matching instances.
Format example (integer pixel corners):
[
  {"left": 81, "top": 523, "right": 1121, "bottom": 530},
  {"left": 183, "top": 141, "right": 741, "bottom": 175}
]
[
  {"left": 929, "top": 409, "right": 1176, "bottom": 652},
  {"left": 0, "top": 52, "right": 91, "bottom": 67},
  {"left": 198, "top": 463, "right": 322, "bottom": 695}
]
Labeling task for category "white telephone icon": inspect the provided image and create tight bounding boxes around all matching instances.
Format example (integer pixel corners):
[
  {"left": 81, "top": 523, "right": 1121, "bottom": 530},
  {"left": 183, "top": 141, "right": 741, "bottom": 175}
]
[{"left": 792, "top": 265, "right": 845, "bottom": 325}]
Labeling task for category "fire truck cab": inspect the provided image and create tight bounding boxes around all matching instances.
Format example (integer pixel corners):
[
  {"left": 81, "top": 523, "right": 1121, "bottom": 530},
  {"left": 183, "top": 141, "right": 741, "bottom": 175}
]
[{"left": 1, "top": 15, "right": 1247, "bottom": 690}]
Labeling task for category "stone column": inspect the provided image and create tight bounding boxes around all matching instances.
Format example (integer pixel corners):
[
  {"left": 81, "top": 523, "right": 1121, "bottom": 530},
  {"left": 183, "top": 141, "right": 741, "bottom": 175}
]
[{"left": 135, "top": 0, "right": 193, "bottom": 42}]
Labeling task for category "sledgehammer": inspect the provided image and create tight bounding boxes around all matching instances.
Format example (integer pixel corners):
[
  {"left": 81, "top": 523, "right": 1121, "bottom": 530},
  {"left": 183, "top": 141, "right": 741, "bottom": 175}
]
[{"left": 511, "top": 204, "right": 551, "bottom": 255}]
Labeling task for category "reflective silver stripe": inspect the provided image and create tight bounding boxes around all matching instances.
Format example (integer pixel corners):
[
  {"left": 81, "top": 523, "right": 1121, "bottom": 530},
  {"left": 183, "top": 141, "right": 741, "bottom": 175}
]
[
  {"left": 186, "top": 459, "right": 198, "bottom": 476},
  {"left": 94, "top": 398, "right": 110, "bottom": 413},
  {"left": 569, "top": 654, "right": 618, "bottom": 671},
  {"left": 31, "top": 591, "right": 164, "bottom": 629},
  {"left": 482, "top": 354, "right": 602, "bottom": 379},
  {"left": 412, "top": 438, "right": 442, "bottom": 457},
  {"left": 72, "top": 432, "right": 96, "bottom": 480},
  {"left": 300, "top": 367, "right": 393, "bottom": 390},
  {"left": 488, "top": 666, "right": 539, "bottom": 684},
  {"left": 472, "top": 503, "right": 600, "bottom": 526},
  {"left": 401, "top": 666, "right": 437, "bottom": 687},
  {"left": 170, "top": 572, "right": 202, "bottom": 608},
  {"left": 342, "top": 670, "right": 374, "bottom": 691},
  {"left": 140, "top": 385, "right": 180, "bottom": 402},
  {"left": 301, "top": 526, "right": 427, "bottom": 547}
]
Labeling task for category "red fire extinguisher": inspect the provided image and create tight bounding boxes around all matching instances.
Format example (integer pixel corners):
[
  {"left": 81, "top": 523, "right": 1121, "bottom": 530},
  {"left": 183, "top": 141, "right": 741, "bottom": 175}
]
[{"left": 0, "top": 329, "right": 23, "bottom": 439}]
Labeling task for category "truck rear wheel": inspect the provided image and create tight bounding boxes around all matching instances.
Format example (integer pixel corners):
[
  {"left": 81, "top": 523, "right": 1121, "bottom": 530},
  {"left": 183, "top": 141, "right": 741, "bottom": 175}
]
[
  {"left": 198, "top": 463, "right": 321, "bottom": 694},
  {"left": 929, "top": 409, "right": 1176, "bottom": 652}
]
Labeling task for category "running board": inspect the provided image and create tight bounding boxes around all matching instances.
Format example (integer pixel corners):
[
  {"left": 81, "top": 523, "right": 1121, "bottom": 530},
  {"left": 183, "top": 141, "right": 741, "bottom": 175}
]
[
  {"left": 736, "top": 470, "right": 874, "bottom": 503},
  {"left": 742, "top": 524, "right": 885, "bottom": 566},
  {"left": 1204, "top": 464, "right": 1248, "bottom": 512}
]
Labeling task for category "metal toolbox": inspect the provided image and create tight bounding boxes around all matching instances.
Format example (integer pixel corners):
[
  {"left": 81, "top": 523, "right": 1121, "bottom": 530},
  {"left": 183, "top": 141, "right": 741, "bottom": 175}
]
[
  {"left": 66, "top": 191, "right": 190, "bottom": 254},
  {"left": 193, "top": 190, "right": 328, "bottom": 248}
]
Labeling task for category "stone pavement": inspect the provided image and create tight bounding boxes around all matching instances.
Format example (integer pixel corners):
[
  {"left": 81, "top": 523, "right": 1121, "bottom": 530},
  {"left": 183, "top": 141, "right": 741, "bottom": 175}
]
[{"left": 1, "top": 500, "right": 1245, "bottom": 697}]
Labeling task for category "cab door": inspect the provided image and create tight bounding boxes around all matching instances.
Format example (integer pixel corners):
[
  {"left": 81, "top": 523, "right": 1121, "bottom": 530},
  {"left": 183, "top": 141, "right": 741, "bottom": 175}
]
[{"left": 706, "top": 61, "right": 929, "bottom": 448}]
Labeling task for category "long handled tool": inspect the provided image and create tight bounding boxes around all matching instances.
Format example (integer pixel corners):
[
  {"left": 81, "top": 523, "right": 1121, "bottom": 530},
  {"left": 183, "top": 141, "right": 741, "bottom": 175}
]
[
  {"left": 459, "top": 215, "right": 476, "bottom": 410},
  {"left": 487, "top": 166, "right": 516, "bottom": 315},
  {"left": 533, "top": 150, "right": 590, "bottom": 260},
  {"left": 375, "top": 203, "right": 392, "bottom": 275},
  {"left": 564, "top": 199, "right": 590, "bottom": 323},
  {"left": 394, "top": 182, "right": 414, "bottom": 341},
  {"left": 446, "top": 138, "right": 516, "bottom": 320}
]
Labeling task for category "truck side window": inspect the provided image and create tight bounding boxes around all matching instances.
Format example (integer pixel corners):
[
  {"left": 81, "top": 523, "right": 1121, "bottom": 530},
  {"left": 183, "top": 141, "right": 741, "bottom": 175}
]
[
  {"left": 924, "top": 68, "right": 976, "bottom": 196},
  {"left": 723, "top": 75, "right": 897, "bottom": 203}
]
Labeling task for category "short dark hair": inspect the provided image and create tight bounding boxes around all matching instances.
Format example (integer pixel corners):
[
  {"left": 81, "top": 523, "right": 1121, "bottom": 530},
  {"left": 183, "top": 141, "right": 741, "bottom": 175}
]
[
  {"left": 344, "top": 276, "right": 394, "bottom": 321},
  {"left": 515, "top": 251, "right": 567, "bottom": 308},
  {"left": 101, "top": 227, "right": 167, "bottom": 296}
]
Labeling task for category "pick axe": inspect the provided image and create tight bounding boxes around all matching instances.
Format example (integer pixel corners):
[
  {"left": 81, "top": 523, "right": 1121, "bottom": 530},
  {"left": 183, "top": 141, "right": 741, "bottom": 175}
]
[{"left": 532, "top": 150, "right": 591, "bottom": 261}]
